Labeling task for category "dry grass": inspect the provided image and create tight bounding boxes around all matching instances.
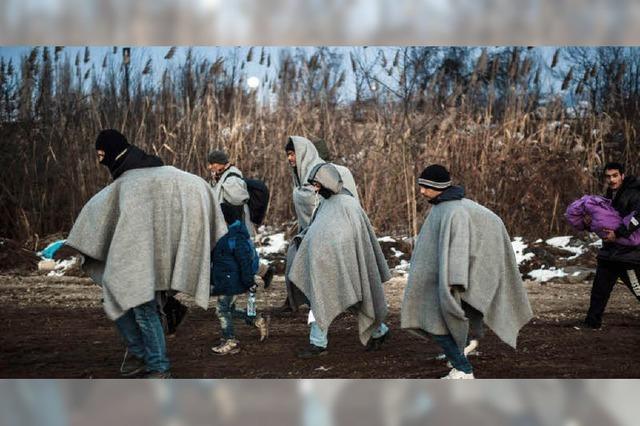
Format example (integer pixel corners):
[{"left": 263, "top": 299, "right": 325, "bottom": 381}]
[{"left": 0, "top": 47, "right": 638, "bottom": 241}]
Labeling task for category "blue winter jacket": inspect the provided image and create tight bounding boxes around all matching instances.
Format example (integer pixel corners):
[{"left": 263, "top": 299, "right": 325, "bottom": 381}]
[{"left": 210, "top": 220, "right": 259, "bottom": 296}]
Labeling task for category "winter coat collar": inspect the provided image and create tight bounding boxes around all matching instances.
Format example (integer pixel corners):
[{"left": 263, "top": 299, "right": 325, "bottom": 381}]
[{"left": 429, "top": 185, "right": 465, "bottom": 204}]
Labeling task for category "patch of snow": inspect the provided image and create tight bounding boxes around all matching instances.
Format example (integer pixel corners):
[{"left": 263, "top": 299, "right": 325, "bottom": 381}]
[
  {"left": 46, "top": 256, "right": 82, "bottom": 277},
  {"left": 546, "top": 236, "right": 572, "bottom": 247},
  {"left": 546, "top": 236, "right": 585, "bottom": 259},
  {"left": 393, "top": 259, "right": 410, "bottom": 275},
  {"left": 378, "top": 236, "right": 396, "bottom": 243},
  {"left": 391, "top": 247, "right": 404, "bottom": 258},
  {"left": 512, "top": 237, "right": 534, "bottom": 265},
  {"left": 528, "top": 267, "right": 568, "bottom": 282},
  {"left": 257, "top": 233, "right": 287, "bottom": 255}
]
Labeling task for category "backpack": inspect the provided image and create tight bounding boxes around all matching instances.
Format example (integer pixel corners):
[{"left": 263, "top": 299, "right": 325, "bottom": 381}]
[{"left": 224, "top": 172, "right": 270, "bottom": 225}]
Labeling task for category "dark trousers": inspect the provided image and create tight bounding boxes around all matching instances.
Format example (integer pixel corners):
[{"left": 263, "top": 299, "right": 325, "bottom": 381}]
[{"left": 585, "top": 259, "right": 640, "bottom": 327}]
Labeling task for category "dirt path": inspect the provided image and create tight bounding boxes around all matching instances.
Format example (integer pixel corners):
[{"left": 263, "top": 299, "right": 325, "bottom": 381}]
[{"left": 1, "top": 274, "right": 639, "bottom": 378}]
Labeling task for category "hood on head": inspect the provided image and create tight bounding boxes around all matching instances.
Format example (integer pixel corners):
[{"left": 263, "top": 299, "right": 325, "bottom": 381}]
[
  {"left": 287, "top": 136, "right": 323, "bottom": 183},
  {"left": 227, "top": 219, "right": 250, "bottom": 238},
  {"left": 307, "top": 163, "right": 343, "bottom": 195}
]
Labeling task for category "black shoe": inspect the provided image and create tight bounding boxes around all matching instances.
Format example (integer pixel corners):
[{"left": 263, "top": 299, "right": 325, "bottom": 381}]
[
  {"left": 297, "top": 344, "right": 328, "bottom": 359},
  {"left": 583, "top": 319, "right": 601, "bottom": 329},
  {"left": 120, "top": 350, "right": 146, "bottom": 377},
  {"left": 276, "top": 302, "right": 295, "bottom": 316},
  {"left": 164, "top": 296, "right": 188, "bottom": 336},
  {"left": 263, "top": 265, "right": 276, "bottom": 289},
  {"left": 365, "top": 330, "right": 390, "bottom": 351}
]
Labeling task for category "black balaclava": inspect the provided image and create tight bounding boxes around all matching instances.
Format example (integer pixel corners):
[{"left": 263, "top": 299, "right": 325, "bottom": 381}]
[
  {"left": 95, "top": 129, "right": 164, "bottom": 180},
  {"left": 95, "top": 129, "right": 130, "bottom": 169}
]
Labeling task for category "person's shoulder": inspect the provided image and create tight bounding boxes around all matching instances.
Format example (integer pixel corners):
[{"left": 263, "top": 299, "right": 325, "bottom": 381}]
[
  {"left": 226, "top": 166, "right": 244, "bottom": 178},
  {"left": 625, "top": 176, "right": 640, "bottom": 191}
]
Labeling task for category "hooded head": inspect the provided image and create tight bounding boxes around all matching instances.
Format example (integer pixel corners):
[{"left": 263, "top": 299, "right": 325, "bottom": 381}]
[
  {"left": 95, "top": 129, "right": 130, "bottom": 168},
  {"left": 286, "top": 136, "right": 323, "bottom": 185},
  {"left": 307, "top": 163, "right": 343, "bottom": 199}
]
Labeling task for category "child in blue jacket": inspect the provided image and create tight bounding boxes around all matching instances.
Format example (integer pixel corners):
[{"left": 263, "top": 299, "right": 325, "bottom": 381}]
[{"left": 210, "top": 209, "right": 270, "bottom": 355}]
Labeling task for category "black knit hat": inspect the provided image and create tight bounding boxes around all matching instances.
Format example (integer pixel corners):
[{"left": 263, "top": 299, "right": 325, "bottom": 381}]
[
  {"left": 418, "top": 164, "right": 451, "bottom": 190},
  {"left": 285, "top": 138, "right": 295, "bottom": 152},
  {"left": 95, "top": 129, "right": 130, "bottom": 167},
  {"left": 207, "top": 149, "right": 229, "bottom": 164}
]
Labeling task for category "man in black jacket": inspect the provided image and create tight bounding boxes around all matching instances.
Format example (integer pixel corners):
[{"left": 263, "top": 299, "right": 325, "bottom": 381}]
[{"left": 584, "top": 162, "right": 640, "bottom": 329}]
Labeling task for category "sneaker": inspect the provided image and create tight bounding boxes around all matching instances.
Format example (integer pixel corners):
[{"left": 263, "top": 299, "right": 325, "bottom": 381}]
[
  {"left": 441, "top": 368, "right": 475, "bottom": 379},
  {"left": 120, "top": 350, "right": 146, "bottom": 377},
  {"left": 255, "top": 314, "right": 271, "bottom": 342},
  {"left": 297, "top": 344, "right": 328, "bottom": 359},
  {"left": 263, "top": 265, "right": 276, "bottom": 289},
  {"left": 141, "top": 370, "right": 172, "bottom": 379},
  {"left": 211, "top": 339, "right": 241, "bottom": 355},
  {"left": 365, "top": 330, "right": 390, "bottom": 351}
]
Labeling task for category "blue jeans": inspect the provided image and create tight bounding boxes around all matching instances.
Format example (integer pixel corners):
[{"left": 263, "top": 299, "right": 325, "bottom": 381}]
[
  {"left": 309, "top": 322, "right": 389, "bottom": 348},
  {"left": 216, "top": 294, "right": 256, "bottom": 340},
  {"left": 115, "top": 300, "right": 170, "bottom": 373},
  {"left": 431, "top": 334, "right": 473, "bottom": 373}
]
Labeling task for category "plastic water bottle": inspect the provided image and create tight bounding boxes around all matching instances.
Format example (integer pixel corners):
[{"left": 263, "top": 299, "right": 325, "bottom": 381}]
[{"left": 247, "top": 291, "right": 257, "bottom": 317}]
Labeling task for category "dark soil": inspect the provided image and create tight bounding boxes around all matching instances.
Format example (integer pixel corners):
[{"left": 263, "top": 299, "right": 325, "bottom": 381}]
[{"left": 1, "top": 274, "right": 639, "bottom": 378}]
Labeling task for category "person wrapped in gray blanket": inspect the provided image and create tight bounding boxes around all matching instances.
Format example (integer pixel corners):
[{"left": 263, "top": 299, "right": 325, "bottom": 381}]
[
  {"left": 281, "top": 136, "right": 360, "bottom": 314},
  {"left": 55, "top": 129, "right": 227, "bottom": 378},
  {"left": 401, "top": 164, "right": 533, "bottom": 379},
  {"left": 287, "top": 163, "right": 390, "bottom": 358}
]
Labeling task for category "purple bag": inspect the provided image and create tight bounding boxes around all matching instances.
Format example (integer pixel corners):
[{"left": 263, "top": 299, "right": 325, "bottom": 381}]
[{"left": 565, "top": 195, "right": 640, "bottom": 246}]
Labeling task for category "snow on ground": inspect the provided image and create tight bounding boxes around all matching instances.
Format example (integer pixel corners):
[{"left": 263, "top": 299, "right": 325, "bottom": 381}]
[
  {"left": 378, "top": 236, "right": 396, "bottom": 243},
  {"left": 393, "top": 259, "right": 410, "bottom": 275},
  {"left": 545, "top": 235, "right": 585, "bottom": 259},
  {"left": 512, "top": 237, "right": 534, "bottom": 265},
  {"left": 527, "top": 267, "right": 568, "bottom": 283},
  {"left": 391, "top": 247, "right": 404, "bottom": 258},
  {"left": 46, "top": 257, "right": 82, "bottom": 277},
  {"left": 256, "top": 232, "right": 287, "bottom": 255}
]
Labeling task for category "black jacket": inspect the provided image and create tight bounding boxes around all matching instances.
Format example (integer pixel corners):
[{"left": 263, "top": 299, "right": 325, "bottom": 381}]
[
  {"left": 598, "top": 176, "right": 640, "bottom": 265},
  {"left": 109, "top": 145, "right": 164, "bottom": 180}
]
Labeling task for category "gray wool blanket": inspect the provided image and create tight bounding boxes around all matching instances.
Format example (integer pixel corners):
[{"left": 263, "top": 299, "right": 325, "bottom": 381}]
[
  {"left": 289, "top": 136, "right": 359, "bottom": 231},
  {"left": 401, "top": 198, "right": 533, "bottom": 350},
  {"left": 66, "top": 166, "right": 228, "bottom": 320},
  {"left": 212, "top": 165, "right": 255, "bottom": 236},
  {"left": 284, "top": 136, "right": 361, "bottom": 310},
  {"left": 288, "top": 164, "right": 390, "bottom": 345}
]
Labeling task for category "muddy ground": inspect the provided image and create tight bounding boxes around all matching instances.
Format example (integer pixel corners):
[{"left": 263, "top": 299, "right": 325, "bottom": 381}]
[{"left": 1, "top": 273, "right": 639, "bottom": 378}]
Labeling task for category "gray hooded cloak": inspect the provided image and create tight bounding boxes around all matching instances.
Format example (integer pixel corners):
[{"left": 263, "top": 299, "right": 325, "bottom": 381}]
[
  {"left": 212, "top": 165, "right": 255, "bottom": 237},
  {"left": 288, "top": 135, "right": 359, "bottom": 231},
  {"left": 288, "top": 163, "right": 390, "bottom": 345},
  {"left": 401, "top": 193, "right": 533, "bottom": 350},
  {"left": 66, "top": 166, "right": 228, "bottom": 320},
  {"left": 285, "top": 136, "right": 360, "bottom": 310}
]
